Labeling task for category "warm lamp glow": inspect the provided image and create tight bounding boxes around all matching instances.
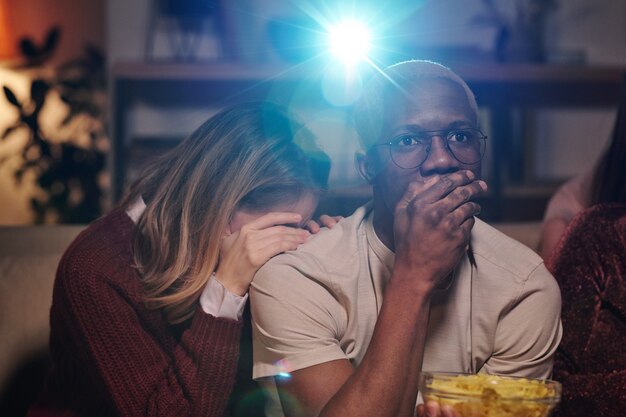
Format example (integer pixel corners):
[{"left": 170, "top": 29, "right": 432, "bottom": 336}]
[{"left": 0, "top": 0, "right": 16, "bottom": 60}]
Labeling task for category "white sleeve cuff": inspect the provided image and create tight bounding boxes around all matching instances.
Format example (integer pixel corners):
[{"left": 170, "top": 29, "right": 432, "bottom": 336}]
[{"left": 199, "top": 273, "right": 248, "bottom": 321}]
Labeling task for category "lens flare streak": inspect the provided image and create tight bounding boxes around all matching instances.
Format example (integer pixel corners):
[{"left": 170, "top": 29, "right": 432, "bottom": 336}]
[{"left": 327, "top": 20, "right": 371, "bottom": 65}]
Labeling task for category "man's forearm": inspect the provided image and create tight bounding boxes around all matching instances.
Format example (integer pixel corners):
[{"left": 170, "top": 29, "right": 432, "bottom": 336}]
[
  {"left": 319, "top": 276, "right": 433, "bottom": 417},
  {"left": 397, "top": 304, "right": 431, "bottom": 416}
]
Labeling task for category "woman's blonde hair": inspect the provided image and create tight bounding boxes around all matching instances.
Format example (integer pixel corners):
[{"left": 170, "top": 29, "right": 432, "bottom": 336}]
[{"left": 122, "top": 102, "right": 329, "bottom": 324}]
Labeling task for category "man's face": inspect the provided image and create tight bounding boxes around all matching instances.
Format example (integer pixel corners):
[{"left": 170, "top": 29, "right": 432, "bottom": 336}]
[{"left": 367, "top": 78, "right": 481, "bottom": 215}]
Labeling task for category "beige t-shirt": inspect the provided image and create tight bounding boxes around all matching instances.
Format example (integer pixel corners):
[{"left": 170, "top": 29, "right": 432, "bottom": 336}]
[{"left": 251, "top": 204, "right": 562, "bottom": 407}]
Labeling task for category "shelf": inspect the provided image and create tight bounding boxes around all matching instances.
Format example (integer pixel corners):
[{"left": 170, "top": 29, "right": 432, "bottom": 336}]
[
  {"left": 456, "top": 64, "right": 625, "bottom": 108},
  {"left": 111, "top": 62, "right": 626, "bottom": 104},
  {"left": 455, "top": 64, "right": 624, "bottom": 84},
  {"left": 112, "top": 62, "right": 314, "bottom": 81},
  {"left": 112, "top": 61, "right": 626, "bottom": 82},
  {"left": 110, "top": 61, "right": 626, "bottom": 221}
]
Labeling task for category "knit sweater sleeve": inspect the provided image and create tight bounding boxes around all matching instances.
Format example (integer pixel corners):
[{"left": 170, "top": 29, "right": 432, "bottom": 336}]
[{"left": 53, "top": 246, "right": 244, "bottom": 417}]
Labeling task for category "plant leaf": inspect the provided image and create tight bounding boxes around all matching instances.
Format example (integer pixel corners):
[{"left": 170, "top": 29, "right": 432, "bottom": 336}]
[
  {"left": 19, "top": 38, "right": 39, "bottom": 58},
  {"left": 31, "top": 79, "right": 49, "bottom": 108},
  {"left": 3, "top": 86, "right": 22, "bottom": 109},
  {"left": 43, "top": 27, "right": 61, "bottom": 55}
]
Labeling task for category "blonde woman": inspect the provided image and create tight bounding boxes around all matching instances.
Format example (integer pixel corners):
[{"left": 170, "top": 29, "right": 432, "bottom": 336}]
[{"left": 27, "top": 102, "right": 334, "bottom": 417}]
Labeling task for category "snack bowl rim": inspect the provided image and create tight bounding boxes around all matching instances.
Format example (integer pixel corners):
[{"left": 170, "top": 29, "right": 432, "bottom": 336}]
[{"left": 420, "top": 371, "right": 562, "bottom": 404}]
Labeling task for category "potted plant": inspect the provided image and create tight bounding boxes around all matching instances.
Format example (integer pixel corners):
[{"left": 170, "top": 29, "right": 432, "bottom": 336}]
[{"left": 1, "top": 27, "right": 108, "bottom": 223}]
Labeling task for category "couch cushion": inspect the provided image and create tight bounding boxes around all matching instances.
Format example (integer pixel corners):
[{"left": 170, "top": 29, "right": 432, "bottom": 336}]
[{"left": 0, "top": 225, "right": 84, "bottom": 393}]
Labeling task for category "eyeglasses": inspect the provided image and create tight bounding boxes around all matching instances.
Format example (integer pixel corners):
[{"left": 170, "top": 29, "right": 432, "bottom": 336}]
[{"left": 373, "top": 128, "right": 487, "bottom": 169}]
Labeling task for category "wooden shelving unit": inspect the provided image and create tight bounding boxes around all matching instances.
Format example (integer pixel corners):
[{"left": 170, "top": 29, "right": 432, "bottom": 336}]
[{"left": 110, "top": 62, "right": 626, "bottom": 220}]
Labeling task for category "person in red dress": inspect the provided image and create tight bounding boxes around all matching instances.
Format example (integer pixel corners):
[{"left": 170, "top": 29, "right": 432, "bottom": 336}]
[{"left": 547, "top": 78, "right": 626, "bottom": 417}]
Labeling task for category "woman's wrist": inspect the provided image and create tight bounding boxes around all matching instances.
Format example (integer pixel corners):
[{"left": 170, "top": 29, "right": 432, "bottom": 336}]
[
  {"left": 213, "top": 269, "right": 251, "bottom": 296},
  {"left": 200, "top": 273, "right": 248, "bottom": 320}
]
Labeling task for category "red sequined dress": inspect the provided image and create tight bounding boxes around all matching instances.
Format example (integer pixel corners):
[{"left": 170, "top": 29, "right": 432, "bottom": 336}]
[{"left": 548, "top": 203, "right": 626, "bottom": 417}]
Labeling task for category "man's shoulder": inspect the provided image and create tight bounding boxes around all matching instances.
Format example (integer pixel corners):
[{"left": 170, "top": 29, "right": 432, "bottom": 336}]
[
  {"left": 469, "top": 218, "right": 561, "bottom": 316},
  {"left": 471, "top": 218, "right": 546, "bottom": 280},
  {"left": 254, "top": 204, "right": 371, "bottom": 283}
]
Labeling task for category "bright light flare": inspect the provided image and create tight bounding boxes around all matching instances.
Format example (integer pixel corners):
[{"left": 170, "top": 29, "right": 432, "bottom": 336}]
[{"left": 327, "top": 20, "right": 371, "bottom": 65}]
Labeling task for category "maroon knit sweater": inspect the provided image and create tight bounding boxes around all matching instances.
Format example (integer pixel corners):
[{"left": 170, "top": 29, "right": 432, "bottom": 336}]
[
  {"left": 547, "top": 203, "right": 626, "bottom": 417},
  {"left": 27, "top": 209, "right": 244, "bottom": 417}
]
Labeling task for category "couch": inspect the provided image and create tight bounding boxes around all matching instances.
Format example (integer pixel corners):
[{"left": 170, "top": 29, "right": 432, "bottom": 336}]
[{"left": 0, "top": 225, "right": 84, "bottom": 415}]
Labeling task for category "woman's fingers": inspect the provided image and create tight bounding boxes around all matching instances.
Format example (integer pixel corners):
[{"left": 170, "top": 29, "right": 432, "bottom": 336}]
[
  {"left": 217, "top": 218, "right": 309, "bottom": 294},
  {"left": 319, "top": 214, "right": 343, "bottom": 229},
  {"left": 243, "top": 211, "right": 303, "bottom": 232},
  {"left": 250, "top": 223, "right": 310, "bottom": 242},
  {"left": 306, "top": 215, "right": 344, "bottom": 233},
  {"left": 239, "top": 225, "right": 310, "bottom": 267},
  {"left": 306, "top": 220, "right": 321, "bottom": 234},
  {"left": 253, "top": 227, "right": 310, "bottom": 249},
  {"left": 253, "top": 234, "right": 308, "bottom": 263},
  {"left": 219, "top": 210, "right": 337, "bottom": 291}
]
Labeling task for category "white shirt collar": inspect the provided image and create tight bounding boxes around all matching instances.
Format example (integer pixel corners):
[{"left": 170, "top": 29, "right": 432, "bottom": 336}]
[{"left": 126, "top": 196, "right": 146, "bottom": 224}]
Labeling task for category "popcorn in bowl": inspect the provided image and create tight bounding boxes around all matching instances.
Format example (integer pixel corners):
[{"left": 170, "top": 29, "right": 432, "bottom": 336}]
[{"left": 420, "top": 372, "right": 561, "bottom": 417}]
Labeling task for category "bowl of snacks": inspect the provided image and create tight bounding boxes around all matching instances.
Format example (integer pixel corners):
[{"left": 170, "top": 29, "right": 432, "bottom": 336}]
[{"left": 420, "top": 372, "right": 561, "bottom": 417}]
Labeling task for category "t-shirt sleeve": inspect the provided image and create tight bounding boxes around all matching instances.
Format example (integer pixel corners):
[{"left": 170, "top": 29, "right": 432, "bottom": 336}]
[
  {"left": 250, "top": 256, "right": 349, "bottom": 379},
  {"left": 482, "top": 263, "right": 563, "bottom": 379}
]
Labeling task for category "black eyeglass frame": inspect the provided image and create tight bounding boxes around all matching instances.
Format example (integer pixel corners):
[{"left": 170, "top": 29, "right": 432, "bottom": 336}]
[{"left": 371, "top": 128, "right": 488, "bottom": 169}]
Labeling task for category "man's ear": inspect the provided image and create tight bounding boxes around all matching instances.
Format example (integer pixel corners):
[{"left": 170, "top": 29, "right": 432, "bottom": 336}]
[{"left": 356, "top": 151, "right": 376, "bottom": 184}]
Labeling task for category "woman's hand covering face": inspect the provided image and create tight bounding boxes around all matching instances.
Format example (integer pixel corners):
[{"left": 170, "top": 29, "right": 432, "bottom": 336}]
[{"left": 217, "top": 212, "right": 310, "bottom": 296}]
